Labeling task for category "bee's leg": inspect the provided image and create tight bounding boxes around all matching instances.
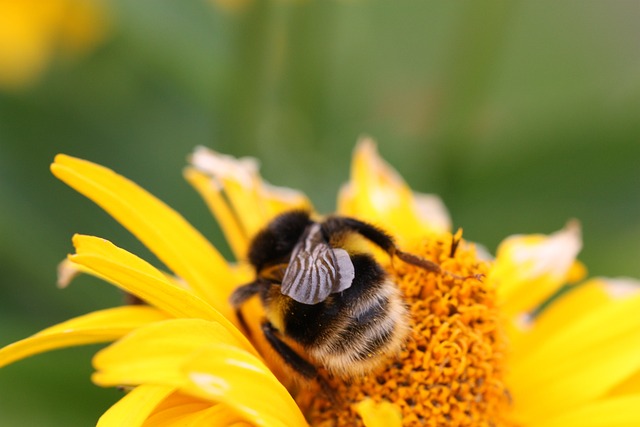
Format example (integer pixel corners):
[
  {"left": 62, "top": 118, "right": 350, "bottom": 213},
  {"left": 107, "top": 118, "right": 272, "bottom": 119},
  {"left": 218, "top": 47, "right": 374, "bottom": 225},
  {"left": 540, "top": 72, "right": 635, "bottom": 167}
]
[
  {"left": 393, "top": 248, "right": 442, "bottom": 274},
  {"left": 261, "top": 321, "right": 317, "bottom": 379},
  {"left": 394, "top": 245, "right": 483, "bottom": 281},
  {"left": 323, "top": 217, "right": 442, "bottom": 272},
  {"left": 230, "top": 281, "right": 264, "bottom": 336},
  {"left": 230, "top": 280, "right": 263, "bottom": 307},
  {"left": 234, "top": 310, "right": 251, "bottom": 337},
  {"left": 321, "top": 216, "right": 480, "bottom": 280},
  {"left": 261, "top": 321, "right": 338, "bottom": 403},
  {"left": 322, "top": 216, "right": 395, "bottom": 253}
]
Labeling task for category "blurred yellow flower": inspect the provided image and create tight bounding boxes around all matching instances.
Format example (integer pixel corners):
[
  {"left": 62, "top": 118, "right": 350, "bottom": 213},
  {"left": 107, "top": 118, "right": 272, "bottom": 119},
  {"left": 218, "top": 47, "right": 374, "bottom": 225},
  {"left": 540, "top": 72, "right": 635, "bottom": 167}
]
[
  {"left": 0, "top": 0, "right": 109, "bottom": 90},
  {"left": 1, "top": 138, "right": 640, "bottom": 426}
]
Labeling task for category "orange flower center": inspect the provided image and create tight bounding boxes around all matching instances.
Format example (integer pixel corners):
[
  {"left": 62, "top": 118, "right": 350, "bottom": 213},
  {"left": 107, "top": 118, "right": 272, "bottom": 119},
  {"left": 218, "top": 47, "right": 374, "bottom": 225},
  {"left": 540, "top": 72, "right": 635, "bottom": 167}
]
[{"left": 298, "top": 231, "right": 517, "bottom": 426}]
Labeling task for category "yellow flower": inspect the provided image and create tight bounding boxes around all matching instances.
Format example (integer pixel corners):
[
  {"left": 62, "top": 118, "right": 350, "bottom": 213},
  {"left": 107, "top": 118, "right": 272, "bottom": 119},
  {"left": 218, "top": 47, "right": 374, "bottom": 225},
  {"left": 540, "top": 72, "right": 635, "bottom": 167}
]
[
  {"left": 0, "top": 0, "right": 109, "bottom": 90},
  {"left": 2, "top": 138, "right": 640, "bottom": 426}
]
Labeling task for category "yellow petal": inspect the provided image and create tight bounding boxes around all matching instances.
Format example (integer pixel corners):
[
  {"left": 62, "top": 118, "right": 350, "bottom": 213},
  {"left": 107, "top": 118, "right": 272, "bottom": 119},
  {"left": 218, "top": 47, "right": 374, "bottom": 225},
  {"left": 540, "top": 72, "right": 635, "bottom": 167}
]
[
  {"left": 513, "top": 332, "right": 640, "bottom": 423},
  {"left": 92, "top": 318, "right": 258, "bottom": 387},
  {"left": 536, "top": 395, "right": 640, "bottom": 427},
  {"left": 59, "top": 256, "right": 189, "bottom": 292},
  {"left": 337, "top": 137, "right": 450, "bottom": 243},
  {"left": 411, "top": 191, "right": 452, "bottom": 234},
  {"left": 71, "top": 234, "right": 172, "bottom": 282},
  {"left": 566, "top": 259, "right": 588, "bottom": 283},
  {"left": 69, "top": 235, "right": 215, "bottom": 320},
  {"left": 0, "top": 306, "right": 168, "bottom": 368},
  {"left": 508, "top": 279, "right": 612, "bottom": 358},
  {"left": 0, "top": 0, "right": 108, "bottom": 90},
  {"left": 354, "top": 398, "right": 402, "bottom": 427},
  {"left": 147, "top": 391, "right": 209, "bottom": 411},
  {"left": 512, "top": 283, "right": 640, "bottom": 378},
  {"left": 491, "top": 220, "right": 582, "bottom": 316},
  {"left": 184, "top": 167, "right": 249, "bottom": 262},
  {"left": 0, "top": 0, "right": 60, "bottom": 88},
  {"left": 56, "top": 258, "right": 86, "bottom": 288},
  {"left": 260, "top": 182, "right": 312, "bottom": 220},
  {"left": 98, "top": 384, "right": 176, "bottom": 427},
  {"left": 57, "top": 0, "right": 110, "bottom": 56},
  {"left": 188, "top": 147, "right": 311, "bottom": 247},
  {"left": 183, "top": 344, "right": 308, "bottom": 427},
  {"left": 144, "top": 401, "right": 245, "bottom": 427},
  {"left": 510, "top": 285, "right": 640, "bottom": 421},
  {"left": 51, "top": 154, "right": 235, "bottom": 308},
  {"left": 142, "top": 391, "right": 211, "bottom": 426},
  {"left": 189, "top": 147, "right": 268, "bottom": 241},
  {"left": 608, "top": 369, "right": 640, "bottom": 397},
  {"left": 69, "top": 235, "right": 247, "bottom": 351}
]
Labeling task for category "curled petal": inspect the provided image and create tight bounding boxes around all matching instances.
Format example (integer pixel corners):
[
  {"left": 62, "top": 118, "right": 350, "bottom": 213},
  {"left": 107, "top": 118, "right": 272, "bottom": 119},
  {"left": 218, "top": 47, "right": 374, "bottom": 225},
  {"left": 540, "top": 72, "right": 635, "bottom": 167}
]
[
  {"left": 491, "top": 220, "right": 583, "bottom": 316},
  {"left": 58, "top": 257, "right": 188, "bottom": 291},
  {"left": 57, "top": 257, "right": 91, "bottom": 288},
  {"left": 51, "top": 154, "right": 235, "bottom": 309},
  {"left": 187, "top": 147, "right": 311, "bottom": 260},
  {"left": 69, "top": 235, "right": 251, "bottom": 349},
  {"left": 185, "top": 168, "right": 249, "bottom": 262},
  {"left": 337, "top": 137, "right": 450, "bottom": 243},
  {"left": 412, "top": 191, "right": 452, "bottom": 234},
  {"left": 260, "top": 182, "right": 312, "bottom": 220}
]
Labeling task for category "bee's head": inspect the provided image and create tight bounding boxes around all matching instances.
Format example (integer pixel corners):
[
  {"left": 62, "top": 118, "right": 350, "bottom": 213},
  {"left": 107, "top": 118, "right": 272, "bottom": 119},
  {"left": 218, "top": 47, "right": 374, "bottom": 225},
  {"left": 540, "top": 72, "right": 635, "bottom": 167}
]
[{"left": 248, "top": 210, "right": 313, "bottom": 272}]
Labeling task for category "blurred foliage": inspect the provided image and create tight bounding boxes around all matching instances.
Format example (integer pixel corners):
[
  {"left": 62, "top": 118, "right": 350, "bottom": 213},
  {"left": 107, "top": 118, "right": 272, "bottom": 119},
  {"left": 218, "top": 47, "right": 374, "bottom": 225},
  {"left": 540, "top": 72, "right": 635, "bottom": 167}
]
[{"left": 1, "top": 0, "right": 639, "bottom": 424}]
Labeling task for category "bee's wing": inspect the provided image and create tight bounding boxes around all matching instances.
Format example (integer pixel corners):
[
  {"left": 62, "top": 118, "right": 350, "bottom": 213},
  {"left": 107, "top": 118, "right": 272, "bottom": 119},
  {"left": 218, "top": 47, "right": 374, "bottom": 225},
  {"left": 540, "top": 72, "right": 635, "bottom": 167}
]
[{"left": 280, "top": 224, "right": 355, "bottom": 305}]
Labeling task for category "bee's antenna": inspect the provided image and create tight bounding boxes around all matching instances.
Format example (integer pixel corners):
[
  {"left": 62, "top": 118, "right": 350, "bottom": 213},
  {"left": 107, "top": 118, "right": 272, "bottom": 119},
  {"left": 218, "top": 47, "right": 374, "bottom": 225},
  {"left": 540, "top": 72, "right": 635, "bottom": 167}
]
[{"left": 450, "top": 229, "right": 463, "bottom": 258}]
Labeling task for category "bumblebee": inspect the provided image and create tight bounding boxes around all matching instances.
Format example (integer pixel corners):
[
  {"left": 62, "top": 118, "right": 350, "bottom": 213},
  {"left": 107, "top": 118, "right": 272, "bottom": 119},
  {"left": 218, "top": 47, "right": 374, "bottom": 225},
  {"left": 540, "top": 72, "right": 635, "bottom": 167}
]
[{"left": 231, "top": 210, "right": 444, "bottom": 380}]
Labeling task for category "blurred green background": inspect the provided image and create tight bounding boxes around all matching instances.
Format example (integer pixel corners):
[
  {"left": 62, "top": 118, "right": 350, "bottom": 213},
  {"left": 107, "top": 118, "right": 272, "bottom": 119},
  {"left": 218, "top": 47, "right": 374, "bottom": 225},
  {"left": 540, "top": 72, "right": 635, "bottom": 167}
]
[{"left": 1, "top": 0, "right": 639, "bottom": 425}]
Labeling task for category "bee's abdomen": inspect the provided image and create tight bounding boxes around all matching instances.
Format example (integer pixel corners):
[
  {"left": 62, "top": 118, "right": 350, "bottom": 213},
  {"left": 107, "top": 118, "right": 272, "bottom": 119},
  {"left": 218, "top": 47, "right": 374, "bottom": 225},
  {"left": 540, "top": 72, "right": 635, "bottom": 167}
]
[{"left": 308, "top": 278, "right": 410, "bottom": 377}]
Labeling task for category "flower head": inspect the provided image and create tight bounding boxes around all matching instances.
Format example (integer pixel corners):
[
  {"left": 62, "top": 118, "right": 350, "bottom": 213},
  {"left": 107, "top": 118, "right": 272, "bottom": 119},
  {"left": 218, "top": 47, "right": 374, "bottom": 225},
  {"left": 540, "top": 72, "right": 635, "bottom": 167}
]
[
  {"left": 2, "top": 139, "right": 640, "bottom": 426},
  {"left": 0, "top": 0, "right": 109, "bottom": 90}
]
